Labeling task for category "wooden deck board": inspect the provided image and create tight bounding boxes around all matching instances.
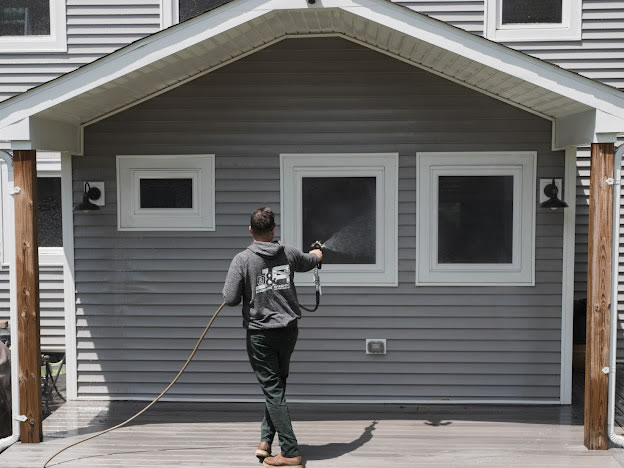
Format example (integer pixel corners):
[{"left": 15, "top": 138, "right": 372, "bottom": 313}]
[{"left": 2, "top": 399, "right": 624, "bottom": 468}]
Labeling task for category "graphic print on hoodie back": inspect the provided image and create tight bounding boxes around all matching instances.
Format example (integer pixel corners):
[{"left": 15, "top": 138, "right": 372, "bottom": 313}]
[{"left": 223, "top": 241, "right": 319, "bottom": 330}]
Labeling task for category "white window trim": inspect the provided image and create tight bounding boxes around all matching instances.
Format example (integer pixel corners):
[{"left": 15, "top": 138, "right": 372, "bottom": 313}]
[
  {"left": 160, "top": 0, "right": 178, "bottom": 29},
  {"left": 280, "top": 153, "right": 398, "bottom": 287},
  {"left": 116, "top": 154, "right": 215, "bottom": 231},
  {"left": 0, "top": 0, "right": 67, "bottom": 53},
  {"left": 416, "top": 152, "right": 536, "bottom": 286},
  {"left": 0, "top": 162, "right": 9, "bottom": 267},
  {"left": 485, "top": 0, "right": 582, "bottom": 42}
]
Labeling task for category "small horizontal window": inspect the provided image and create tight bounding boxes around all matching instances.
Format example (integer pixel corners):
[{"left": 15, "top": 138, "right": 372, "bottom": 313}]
[
  {"left": 501, "top": 0, "right": 562, "bottom": 25},
  {"left": 485, "top": 0, "right": 581, "bottom": 42},
  {"left": 116, "top": 155, "right": 215, "bottom": 231},
  {"left": 139, "top": 178, "right": 193, "bottom": 209},
  {"left": 0, "top": 0, "right": 66, "bottom": 52}
]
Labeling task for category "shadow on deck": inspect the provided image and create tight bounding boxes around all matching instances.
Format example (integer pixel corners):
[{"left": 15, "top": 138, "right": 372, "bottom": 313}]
[{"left": 1, "top": 371, "right": 623, "bottom": 467}]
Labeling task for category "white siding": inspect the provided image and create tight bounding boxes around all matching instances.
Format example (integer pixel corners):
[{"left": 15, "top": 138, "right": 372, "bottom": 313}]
[
  {"left": 0, "top": 1, "right": 161, "bottom": 353},
  {"left": 74, "top": 38, "right": 565, "bottom": 402},
  {"left": 395, "top": 1, "right": 624, "bottom": 89},
  {"left": 396, "top": 1, "right": 485, "bottom": 34},
  {"left": 0, "top": 266, "right": 64, "bottom": 352},
  {"left": 0, "top": 0, "right": 161, "bottom": 101}
]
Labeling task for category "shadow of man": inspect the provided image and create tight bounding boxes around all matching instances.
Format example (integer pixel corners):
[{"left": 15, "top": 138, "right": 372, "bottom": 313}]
[{"left": 299, "top": 420, "right": 377, "bottom": 461}]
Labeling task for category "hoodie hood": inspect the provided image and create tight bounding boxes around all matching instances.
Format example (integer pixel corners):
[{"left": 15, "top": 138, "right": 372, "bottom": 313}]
[{"left": 247, "top": 241, "right": 284, "bottom": 258}]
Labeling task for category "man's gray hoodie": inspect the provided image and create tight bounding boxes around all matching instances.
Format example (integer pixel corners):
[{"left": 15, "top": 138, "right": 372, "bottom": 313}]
[{"left": 223, "top": 241, "right": 319, "bottom": 330}]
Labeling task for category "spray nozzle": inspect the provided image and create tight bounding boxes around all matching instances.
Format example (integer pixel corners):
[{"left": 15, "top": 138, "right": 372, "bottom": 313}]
[
  {"left": 310, "top": 240, "right": 325, "bottom": 251},
  {"left": 310, "top": 240, "right": 324, "bottom": 270}
]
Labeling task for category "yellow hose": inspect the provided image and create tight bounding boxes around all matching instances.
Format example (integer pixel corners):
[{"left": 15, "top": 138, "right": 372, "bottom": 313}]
[{"left": 43, "top": 302, "right": 226, "bottom": 468}]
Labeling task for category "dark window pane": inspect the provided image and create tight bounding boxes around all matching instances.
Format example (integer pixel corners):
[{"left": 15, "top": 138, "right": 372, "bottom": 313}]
[
  {"left": 179, "top": 0, "right": 231, "bottom": 22},
  {"left": 0, "top": 1, "right": 50, "bottom": 36},
  {"left": 37, "top": 177, "right": 62, "bottom": 247},
  {"left": 302, "top": 177, "right": 376, "bottom": 265},
  {"left": 140, "top": 178, "right": 193, "bottom": 209},
  {"left": 438, "top": 176, "right": 513, "bottom": 264},
  {"left": 502, "top": 0, "right": 562, "bottom": 24}
]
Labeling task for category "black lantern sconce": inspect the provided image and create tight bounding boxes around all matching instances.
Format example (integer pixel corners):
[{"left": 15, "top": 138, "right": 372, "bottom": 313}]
[
  {"left": 540, "top": 178, "right": 568, "bottom": 209},
  {"left": 74, "top": 182, "right": 103, "bottom": 211}
]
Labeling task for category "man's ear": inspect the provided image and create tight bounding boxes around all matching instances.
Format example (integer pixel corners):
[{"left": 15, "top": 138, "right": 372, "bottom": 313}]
[{"left": 248, "top": 225, "right": 253, "bottom": 235}]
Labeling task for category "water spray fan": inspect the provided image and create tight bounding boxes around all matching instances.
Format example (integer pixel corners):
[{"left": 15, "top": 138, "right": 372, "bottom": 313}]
[{"left": 299, "top": 240, "right": 324, "bottom": 312}]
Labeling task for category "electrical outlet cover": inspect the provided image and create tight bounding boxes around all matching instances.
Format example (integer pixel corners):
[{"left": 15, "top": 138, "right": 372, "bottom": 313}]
[
  {"left": 539, "top": 178, "right": 562, "bottom": 204},
  {"left": 366, "top": 339, "right": 387, "bottom": 355},
  {"left": 87, "top": 181, "right": 105, "bottom": 206}
]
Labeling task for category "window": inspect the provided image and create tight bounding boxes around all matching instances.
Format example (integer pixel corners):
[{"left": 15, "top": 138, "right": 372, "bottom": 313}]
[
  {"left": 416, "top": 152, "right": 536, "bottom": 286},
  {"left": 38, "top": 176, "right": 62, "bottom": 248},
  {"left": 161, "top": 0, "right": 231, "bottom": 28},
  {"left": 0, "top": 0, "right": 67, "bottom": 52},
  {"left": 281, "top": 153, "right": 398, "bottom": 287},
  {"left": 485, "top": 0, "right": 581, "bottom": 42},
  {"left": 116, "top": 154, "right": 215, "bottom": 231}
]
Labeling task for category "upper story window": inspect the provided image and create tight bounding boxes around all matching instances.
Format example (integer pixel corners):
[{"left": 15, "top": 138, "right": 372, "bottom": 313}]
[
  {"left": 161, "top": 1, "right": 231, "bottom": 28},
  {"left": 0, "top": 0, "right": 67, "bottom": 52},
  {"left": 485, "top": 0, "right": 581, "bottom": 42}
]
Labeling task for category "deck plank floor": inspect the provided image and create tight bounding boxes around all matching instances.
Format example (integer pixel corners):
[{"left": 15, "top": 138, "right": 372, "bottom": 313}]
[{"left": 2, "top": 398, "right": 624, "bottom": 468}]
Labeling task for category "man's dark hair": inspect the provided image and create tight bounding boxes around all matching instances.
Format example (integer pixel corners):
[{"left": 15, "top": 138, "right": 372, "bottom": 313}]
[{"left": 250, "top": 207, "right": 275, "bottom": 235}]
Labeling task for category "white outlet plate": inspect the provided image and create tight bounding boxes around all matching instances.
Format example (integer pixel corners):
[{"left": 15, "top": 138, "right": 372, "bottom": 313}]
[
  {"left": 87, "top": 181, "right": 105, "bottom": 206},
  {"left": 539, "top": 178, "right": 562, "bottom": 204}
]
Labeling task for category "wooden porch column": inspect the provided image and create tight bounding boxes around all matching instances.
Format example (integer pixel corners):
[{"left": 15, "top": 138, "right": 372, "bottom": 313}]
[
  {"left": 584, "top": 142, "right": 614, "bottom": 450},
  {"left": 13, "top": 149, "right": 42, "bottom": 443}
]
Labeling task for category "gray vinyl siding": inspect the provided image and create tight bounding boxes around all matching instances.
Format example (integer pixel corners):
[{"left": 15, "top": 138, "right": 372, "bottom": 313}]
[
  {"left": 394, "top": 0, "right": 624, "bottom": 359},
  {"left": 74, "top": 37, "right": 565, "bottom": 401},
  {"left": 0, "top": 266, "right": 65, "bottom": 352},
  {"left": 0, "top": 0, "right": 161, "bottom": 101}
]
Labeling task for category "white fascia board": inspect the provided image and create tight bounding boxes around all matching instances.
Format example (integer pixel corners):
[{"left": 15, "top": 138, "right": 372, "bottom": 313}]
[
  {"left": 1, "top": 0, "right": 624, "bottom": 132},
  {"left": 343, "top": 0, "right": 624, "bottom": 119},
  {"left": 0, "top": 117, "right": 81, "bottom": 153},
  {"left": 554, "top": 109, "right": 624, "bottom": 148},
  {"left": 0, "top": 1, "right": 269, "bottom": 131}
]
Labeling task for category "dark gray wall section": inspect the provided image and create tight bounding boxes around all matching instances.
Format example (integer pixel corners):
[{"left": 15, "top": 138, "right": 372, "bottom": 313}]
[{"left": 75, "top": 37, "right": 565, "bottom": 401}]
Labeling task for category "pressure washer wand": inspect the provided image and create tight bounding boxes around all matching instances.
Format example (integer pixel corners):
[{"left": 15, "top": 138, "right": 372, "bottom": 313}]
[{"left": 299, "top": 240, "right": 324, "bottom": 312}]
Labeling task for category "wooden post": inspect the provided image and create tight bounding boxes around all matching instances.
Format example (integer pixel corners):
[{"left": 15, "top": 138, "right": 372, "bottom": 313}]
[
  {"left": 584, "top": 142, "right": 614, "bottom": 450},
  {"left": 13, "top": 149, "right": 42, "bottom": 443}
]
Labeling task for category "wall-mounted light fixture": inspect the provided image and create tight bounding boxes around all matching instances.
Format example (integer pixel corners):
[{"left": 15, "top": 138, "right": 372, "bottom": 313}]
[
  {"left": 540, "top": 178, "right": 568, "bottom": 209},
  {"left": 74, "top": 182, "right": 102, "bottom": 211}
]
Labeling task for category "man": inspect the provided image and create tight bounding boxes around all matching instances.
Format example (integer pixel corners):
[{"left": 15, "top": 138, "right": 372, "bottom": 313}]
[{"left": 223, "top": 207, "right": 322, "bottom": 468}]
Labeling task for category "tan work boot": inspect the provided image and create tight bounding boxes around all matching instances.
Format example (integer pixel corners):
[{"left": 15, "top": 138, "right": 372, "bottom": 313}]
[
  {"left": 256, "top": 441, "right": 272, "bottom": 461},
  {"left": 263, "top": 454, "right": 303, "bottom": 468}
]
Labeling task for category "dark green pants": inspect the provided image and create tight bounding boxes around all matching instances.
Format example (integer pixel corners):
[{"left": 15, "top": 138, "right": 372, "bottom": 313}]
[{"left": 246, "top": 325, "right": 299, "bottom": 458}]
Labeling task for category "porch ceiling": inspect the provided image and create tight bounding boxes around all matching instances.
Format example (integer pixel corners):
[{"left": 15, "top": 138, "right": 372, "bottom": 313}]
[{"left": 2, "top": 0, "right": 624, "bottom": 151}]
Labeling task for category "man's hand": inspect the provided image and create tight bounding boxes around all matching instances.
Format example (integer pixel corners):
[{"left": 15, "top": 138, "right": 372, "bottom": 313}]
[{"left": 309, "top": 249, "right": 323, "bottom": 261}]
